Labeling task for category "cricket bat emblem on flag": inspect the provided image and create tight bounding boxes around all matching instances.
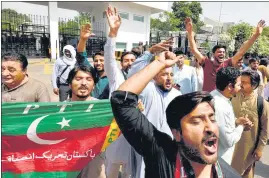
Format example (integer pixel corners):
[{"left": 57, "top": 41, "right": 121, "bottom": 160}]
[{"left": 2, "top": 100, "right": 120, "bottom": 177}]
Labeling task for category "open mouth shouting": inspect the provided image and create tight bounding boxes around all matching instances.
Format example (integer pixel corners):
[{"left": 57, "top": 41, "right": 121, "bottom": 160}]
[
  {"left": 203, "top": 137, "right": 218, "bottom": 155},
  {"left": 165, "top": 81, "right": 172, "bottom": 89}
]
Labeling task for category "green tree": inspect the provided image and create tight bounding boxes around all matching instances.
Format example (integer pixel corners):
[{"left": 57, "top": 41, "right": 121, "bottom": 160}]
[
  {"left": 1, "top": 8, "right": 31, "bottom": 31},
  {"left": 227, "top": 22, "right": 269, "bottom": 56},
  {"left": 150, "top": 11, "right": 180, "bottom": 31},
  {"left": 59, "top": 12, "right": 91, "bottom": 36},
  {"left": 219, "top": 33, "right": 235, "bottom": 53},
  {"left": 261, "top": 26, "right": 269, "bottom": 38},
  {"left": 200, "top": 38, "right": 210, "bottom": 52},
  {"left": 171, "top": 2, "right": 204, "bottom": 32},
  {"left": 227, "top": 22, "right": 253, "bottom": 51},
  {"left": 249, "top": 35, "right": 269, "bottom": 56}
]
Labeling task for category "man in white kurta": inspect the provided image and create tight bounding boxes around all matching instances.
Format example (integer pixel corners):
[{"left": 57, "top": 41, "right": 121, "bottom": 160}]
[
  {"left": 103, "top": 7, "right": 181, "bottom": 178},
  {"left": 210, "top": 67, "right": 252, "bottom": 165}
]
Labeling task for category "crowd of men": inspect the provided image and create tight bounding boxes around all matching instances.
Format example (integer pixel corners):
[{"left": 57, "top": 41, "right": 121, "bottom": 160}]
[{"left": 2, "top": 6, "right": 269, "bottom": 178}]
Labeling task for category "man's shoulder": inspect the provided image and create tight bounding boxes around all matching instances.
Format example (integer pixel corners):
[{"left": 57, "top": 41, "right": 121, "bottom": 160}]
[
  {"left": 210, "top": 90, "right": 222, "bottom": 99},
  {"left": 218, "top": 158, "right": 242, "bottom": 178},
  {"left": 170, "top": 88, "right": 182, "bottom": 96},
  {"left": 223, "top": 58, "right": 233, "bottom": 67},
  {"left": 27, "top": 77, "right": 47, "bottom": 88}
]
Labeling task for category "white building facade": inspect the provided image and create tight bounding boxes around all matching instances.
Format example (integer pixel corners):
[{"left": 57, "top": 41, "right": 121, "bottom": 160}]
[{"left": 2, "top": 1, "right": 169, "bottom": 59}]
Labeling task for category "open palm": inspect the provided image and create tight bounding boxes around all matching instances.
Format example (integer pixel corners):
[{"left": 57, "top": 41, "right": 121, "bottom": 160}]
[
  {"left": 105, "top": 6, "right": 121, "bottom": 33},
  {"left": 256, "top": 20, "right": 266, "bottom": 35},
  {"left": 80, "top": 23, "right": 95, "bottom": 40},
  {"left": 185, "top": 17, "right": 193, "bottom": 32}
]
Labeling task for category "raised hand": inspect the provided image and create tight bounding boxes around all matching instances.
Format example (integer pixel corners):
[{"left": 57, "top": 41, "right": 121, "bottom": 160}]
[
  {"left": 148, "top": 37, "right": 173, "bottom": 55},
  {"left": 157, "top": 51, "right": 178, "bottom": 68},
  {"left": 185, "top": 17, "right": 193, "bottom": 33},
  {"left": 80, "top": 23, "right": 95, "bottom": 40},
  {"left": 255, "top": 19, "right": 266, "bottom": 35},
  {"left": 105, "top": 6, "right": 122, "bottom": 37}
]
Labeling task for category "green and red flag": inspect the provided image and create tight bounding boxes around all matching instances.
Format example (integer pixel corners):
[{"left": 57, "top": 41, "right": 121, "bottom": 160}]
[{"left": 2, "top": 100, "right": 120, "bottom": 178}]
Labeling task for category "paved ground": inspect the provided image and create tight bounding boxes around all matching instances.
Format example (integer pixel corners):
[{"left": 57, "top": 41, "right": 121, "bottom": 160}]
[{"left": 27, "top": 59, "right": 269, "bottom": 178}]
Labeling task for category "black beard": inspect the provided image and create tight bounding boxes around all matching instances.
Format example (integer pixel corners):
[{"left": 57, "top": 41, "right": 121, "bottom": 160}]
[
  {"left": 157, "top": 85, "right": 172, "bottom": 92},
  {"left": 96, "top": 69, "right": 104, "bottom": 73},
  {"left": 76, "top": 94, "right": 90, "bottom": 99},
  {"left": 178, "top": 139, "right": 209, "bottom": 165},
  {"left": 123, "top": 67, "right": 130, "bottom": 74}
]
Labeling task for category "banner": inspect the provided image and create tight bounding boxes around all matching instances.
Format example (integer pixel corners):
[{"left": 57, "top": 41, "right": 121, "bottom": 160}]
[{"left": 2, "top": 100, "right": 120, "bottom": 178}]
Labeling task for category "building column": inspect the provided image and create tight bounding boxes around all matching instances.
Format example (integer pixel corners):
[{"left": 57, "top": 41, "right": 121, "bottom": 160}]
[
  {"left": 48, "top": 2, "right": 59, "bottom": 60},
  {"left": 145, "top": 10, "right": 151, "bottom": 45}
]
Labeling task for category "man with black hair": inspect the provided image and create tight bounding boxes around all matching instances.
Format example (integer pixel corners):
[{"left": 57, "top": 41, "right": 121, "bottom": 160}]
[
  {"left": 67, "top": 65, "right": 98, "bottom": 101},
  {"left": 231, "top": 69, "right": 269, "bottom": 178},
  {"left": 76, "top": 24, "right": 109, "bottom": 99},
  {"left": 119, "top": 51, "right": 137, "bottom": 79},
  {"left": 110, "top": 51, "right": 241, "bottom": 178},
  {"left": 186, "top": 17, "right": 266, "bottom": 92},
  {"left": 67, "top": 65, "right": 106, "bottom": 178},
  {"left": 210, "top": 67, "right": 253, "bottom": 165},
  {"left": 246, "top": 58, "right": 264, "bottom": 96},
  {"left": 2, "top": 53, "right": 50, "bottom": 102},
  {"left": 91, "top": 51, "right": 109, "bottom": 98},
  {"left": 173, "top": 51, "right": 198, "bottom": 94}
]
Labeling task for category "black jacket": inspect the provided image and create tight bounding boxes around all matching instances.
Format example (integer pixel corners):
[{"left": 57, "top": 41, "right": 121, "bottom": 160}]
[{"left": 111, "top": 91, "right": 242, "bottom": 178}]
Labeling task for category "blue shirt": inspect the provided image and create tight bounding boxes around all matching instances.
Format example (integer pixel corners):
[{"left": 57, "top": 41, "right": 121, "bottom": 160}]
[{"left": 173, "top": 64, "right": 198, "bottom": 94}]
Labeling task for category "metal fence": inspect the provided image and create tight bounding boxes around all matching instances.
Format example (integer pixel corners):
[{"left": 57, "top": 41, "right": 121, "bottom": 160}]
[
  {"left": 1, "top": 10, "right": 106, "bottom": 58},
  {"left": 1, "top": 10, "right": 50, "bottom": 57}
]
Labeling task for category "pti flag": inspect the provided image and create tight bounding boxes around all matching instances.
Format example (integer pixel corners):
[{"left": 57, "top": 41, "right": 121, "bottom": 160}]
[{"left": 2, "top": 100, "right": 120, "bottom": 178}]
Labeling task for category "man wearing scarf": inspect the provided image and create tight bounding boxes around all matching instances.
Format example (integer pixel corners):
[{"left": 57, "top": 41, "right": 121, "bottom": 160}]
[{"left": 51, "top": 45, "right": 77, "bottom": 101}]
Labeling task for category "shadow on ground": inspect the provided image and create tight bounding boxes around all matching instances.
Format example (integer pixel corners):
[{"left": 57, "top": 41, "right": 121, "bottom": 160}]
[{"left": 255, "top": 161, "right": 269, "bottom": 178}]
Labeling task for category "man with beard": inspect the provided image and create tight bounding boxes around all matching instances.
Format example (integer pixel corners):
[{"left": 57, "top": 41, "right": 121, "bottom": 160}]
[
  {"left": 110, "top": 51, "right": 241, "bottom": 178},
  {"left": 91, "top": 51, "right": 109, "bottom": 98},
  {"left": 77, "top": 24, "right": 109, "bottom": 99},
  {"left": 67, "top": 65, "right": 106, "bottom": 178},
  {"left": 127, "top": 43, "right": 182, "bottom": 178},
  {"left": 210, "top": 67, "right": 253, "bottom": 165},
  {"left": 185, "top": 17, "right": 266, "bottom": 92},
  {"left": 52, "top": 45, "right": 77, "bottom": 101},
  {"left": 231, "top": 70, "right": 269, "bottom": 178},
  {"left": 173, "top": 52, "right": 198, "bottom": 94}
]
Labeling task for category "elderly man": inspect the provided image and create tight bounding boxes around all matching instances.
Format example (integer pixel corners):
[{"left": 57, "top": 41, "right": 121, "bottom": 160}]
[{"left": 2, "top": 52, "right": 50, "bottom": 102}]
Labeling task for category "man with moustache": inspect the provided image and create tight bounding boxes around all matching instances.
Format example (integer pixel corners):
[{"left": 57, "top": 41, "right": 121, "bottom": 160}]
[
  {"left": 67, "top": 65, "right": 107, "bottom": 178},
  {"left": 91, "top": 51, "right": 109, "bottom": 98},
  {"left": 185, "top": 17, "right": 266, "bottom": 92},
  {"left": 2, "top": 52, "right": 50, "bottom": 102},
  {"left": 76, "top": 24, "right": 109, "bottom": 99},
  {"left": 210, "top": 67, "right": 253, "bottom": 165},
  {"left": 110, "top": 51, "right": 241, "bottom": 178},
  {"left": 245, "top": 58, "right": 264, "bottom": 96},
  {"left": 128, "top": 42, "right": 182, "bottom": 178},
  {"left": 231, "top": 70, "right": 269, "bottom": 178}
]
